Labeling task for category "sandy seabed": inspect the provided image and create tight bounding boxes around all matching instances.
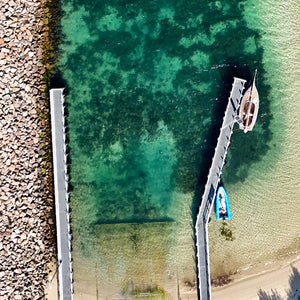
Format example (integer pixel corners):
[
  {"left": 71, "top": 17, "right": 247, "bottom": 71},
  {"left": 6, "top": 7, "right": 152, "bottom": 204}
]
[
  {"left": 48, "top": 1, "right": 300, "bottom": 299},
  {"left": 47, "top": 257, "right": 300, "bottom": 300},
  {"left": 212, "top": 1, "right": 300, "bottom": 298}
]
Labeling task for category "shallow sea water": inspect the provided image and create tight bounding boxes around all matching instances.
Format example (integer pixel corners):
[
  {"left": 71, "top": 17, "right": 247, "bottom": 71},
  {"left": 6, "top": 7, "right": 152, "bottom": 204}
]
[
  {"left": 56, "top": 0, "right": 300, "bottom": 298},
  {"left": 209, "top": 0, "right": 300, "bottom": 281}
]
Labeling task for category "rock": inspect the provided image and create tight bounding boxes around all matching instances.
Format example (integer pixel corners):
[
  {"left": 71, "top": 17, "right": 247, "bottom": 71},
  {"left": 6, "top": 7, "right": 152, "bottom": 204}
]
[
  {"left": 0, "top": 195, "right": 9, "bottom": 201},
  {"left": 20, "top": 232, "right": 27, "bottom": 240},
  {"left": 0, "top": 0, "right": 55, "bottom": 297},
  {"left": 9, "top": 67, "right": 16, "bottom": 73},
  {"left": 14, "top": 269, "right": 22, "bottom": 275}
]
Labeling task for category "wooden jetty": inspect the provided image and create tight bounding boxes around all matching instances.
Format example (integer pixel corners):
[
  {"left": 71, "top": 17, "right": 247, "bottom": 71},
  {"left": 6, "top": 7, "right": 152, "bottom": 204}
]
[
  {"left": 195, "top": 77, "right": 246, "bottom": 300},
  {"left": 50, "top": 88, "right": 74, "bottom": 300}
]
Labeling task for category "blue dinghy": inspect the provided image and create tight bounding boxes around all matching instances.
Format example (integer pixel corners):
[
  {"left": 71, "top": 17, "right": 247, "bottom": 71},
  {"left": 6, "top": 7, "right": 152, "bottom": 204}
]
[{"left": 216, "top": 186, "right": 232, "bottom": 221}]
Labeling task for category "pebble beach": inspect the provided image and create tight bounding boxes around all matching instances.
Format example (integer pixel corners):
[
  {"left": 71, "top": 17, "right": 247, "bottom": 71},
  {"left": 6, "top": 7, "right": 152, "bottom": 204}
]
[
  {"left": 1, "top": 0, "right": 300, "bottom": 299},
  {"left": 0, "top": 0, "right": 55, "bottom": 298}
]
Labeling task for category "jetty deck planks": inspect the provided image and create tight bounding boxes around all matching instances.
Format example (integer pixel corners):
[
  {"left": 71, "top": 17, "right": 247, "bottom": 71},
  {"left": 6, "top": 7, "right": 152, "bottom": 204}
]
[
  {"left": 50, "top": 88, "right": 73, "bottom": 300},
  {"left": 195, "top": 77, "right": 246, "bottom": 300}
]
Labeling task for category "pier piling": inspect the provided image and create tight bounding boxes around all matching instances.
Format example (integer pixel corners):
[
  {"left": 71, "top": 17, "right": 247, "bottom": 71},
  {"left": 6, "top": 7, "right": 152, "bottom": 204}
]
[{"left": 50, "top": 88, "right": 74, "bottom": 300}]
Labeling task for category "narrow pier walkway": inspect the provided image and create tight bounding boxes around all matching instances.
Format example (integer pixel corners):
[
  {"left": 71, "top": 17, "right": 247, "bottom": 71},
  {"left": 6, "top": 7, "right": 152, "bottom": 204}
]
[
  {"left": 195, "top": 78, "right": 246, "bottom": 300},
  {"left": 50, "top": 88, "right": 73, "bottom": 300}
]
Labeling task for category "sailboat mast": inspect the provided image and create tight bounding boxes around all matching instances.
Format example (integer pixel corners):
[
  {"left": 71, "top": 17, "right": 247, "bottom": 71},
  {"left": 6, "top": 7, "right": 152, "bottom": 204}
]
[{"left": 249, "top": 69, "right": 257, "bottom": 98}]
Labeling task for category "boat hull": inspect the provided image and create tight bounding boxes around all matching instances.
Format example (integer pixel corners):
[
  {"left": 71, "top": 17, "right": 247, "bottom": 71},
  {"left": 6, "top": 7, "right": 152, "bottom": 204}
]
[
  {"left": 216, "top": 186, "right": 232, "bottom": 221},
  {"left": 239, "top": 71, "right": 259, "bottom": 133}
]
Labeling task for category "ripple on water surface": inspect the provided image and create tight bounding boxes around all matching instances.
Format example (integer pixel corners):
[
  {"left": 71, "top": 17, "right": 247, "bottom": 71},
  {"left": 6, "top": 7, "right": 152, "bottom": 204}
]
[
  {"left": 56, "top": 0, "right": 299, "bottom": 298},
  {"left": 209, "top": 0, "right": 300, "bottom": 281}
]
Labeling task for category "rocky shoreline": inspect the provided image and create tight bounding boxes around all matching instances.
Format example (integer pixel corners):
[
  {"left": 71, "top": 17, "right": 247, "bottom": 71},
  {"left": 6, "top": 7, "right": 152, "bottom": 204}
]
[{"left": 0, "top": 0, "right": 55, "bottom": 298}]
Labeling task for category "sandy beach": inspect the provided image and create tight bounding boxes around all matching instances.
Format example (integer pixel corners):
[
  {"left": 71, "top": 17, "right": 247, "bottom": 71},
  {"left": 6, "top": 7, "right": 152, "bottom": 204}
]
[
  {"left": 213, "top": 256, "right": 300, "bottom": 300},
  {"left": 49, "top": 257, "right": 300, "bottom": 300}
]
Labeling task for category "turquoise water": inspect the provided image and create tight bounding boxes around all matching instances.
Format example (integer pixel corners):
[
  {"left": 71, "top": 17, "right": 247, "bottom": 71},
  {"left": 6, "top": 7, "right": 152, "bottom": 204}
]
[{"left": 56, "top": 0, "right": 289, "bottom": 298}]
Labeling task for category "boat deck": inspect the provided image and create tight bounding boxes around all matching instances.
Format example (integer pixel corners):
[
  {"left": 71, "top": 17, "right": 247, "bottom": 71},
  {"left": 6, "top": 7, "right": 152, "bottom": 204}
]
[
  {"left": 239, "top": 71, "right": 259, "bottom": 132},
  {"left": 50, "top": 88, "right": 73, "bottom": 300},
  {"left": 195, "top": 77, "right": 246, "bottom": 300}
]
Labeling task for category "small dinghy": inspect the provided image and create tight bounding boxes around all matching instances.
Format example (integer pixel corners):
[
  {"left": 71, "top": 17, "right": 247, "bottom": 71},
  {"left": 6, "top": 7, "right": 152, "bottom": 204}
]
[{"left": 216, "top": 186, "right": 232, "bottom": 221}]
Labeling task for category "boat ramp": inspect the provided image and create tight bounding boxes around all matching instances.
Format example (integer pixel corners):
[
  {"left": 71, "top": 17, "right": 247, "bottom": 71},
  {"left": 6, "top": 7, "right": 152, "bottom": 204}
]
[
  {"left": 50, "top": 88, "right": 73, "bottom": 300},
  {"left": 195, "top": 77, "right": 246, "bottom": 300}
]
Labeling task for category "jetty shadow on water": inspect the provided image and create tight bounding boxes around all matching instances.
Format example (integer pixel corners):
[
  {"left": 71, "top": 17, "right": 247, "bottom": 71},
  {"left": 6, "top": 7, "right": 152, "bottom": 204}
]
[
  {"left": 94, "top": 217, "right": 175, "bottom": 226},
  {"left": 186, "top": 10, "right": 273, "bottom": 228},
  {"left": 44, "top": 0, "right": 64, "bottom": 92},
  {"left": 190, "top": 62, "right": 270, "bottom": 225},
  {"left": 57, "top": 0, "right": 274, "bottom": 225},
  {"left": 188, "top": 10, "right": 273, "bottom": 289},
  {"left": 50, "top": 70, "right": 68, "bottom": 93},
  {"left": 57, "top": 0, "right": 276, "bottom": 294}
]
